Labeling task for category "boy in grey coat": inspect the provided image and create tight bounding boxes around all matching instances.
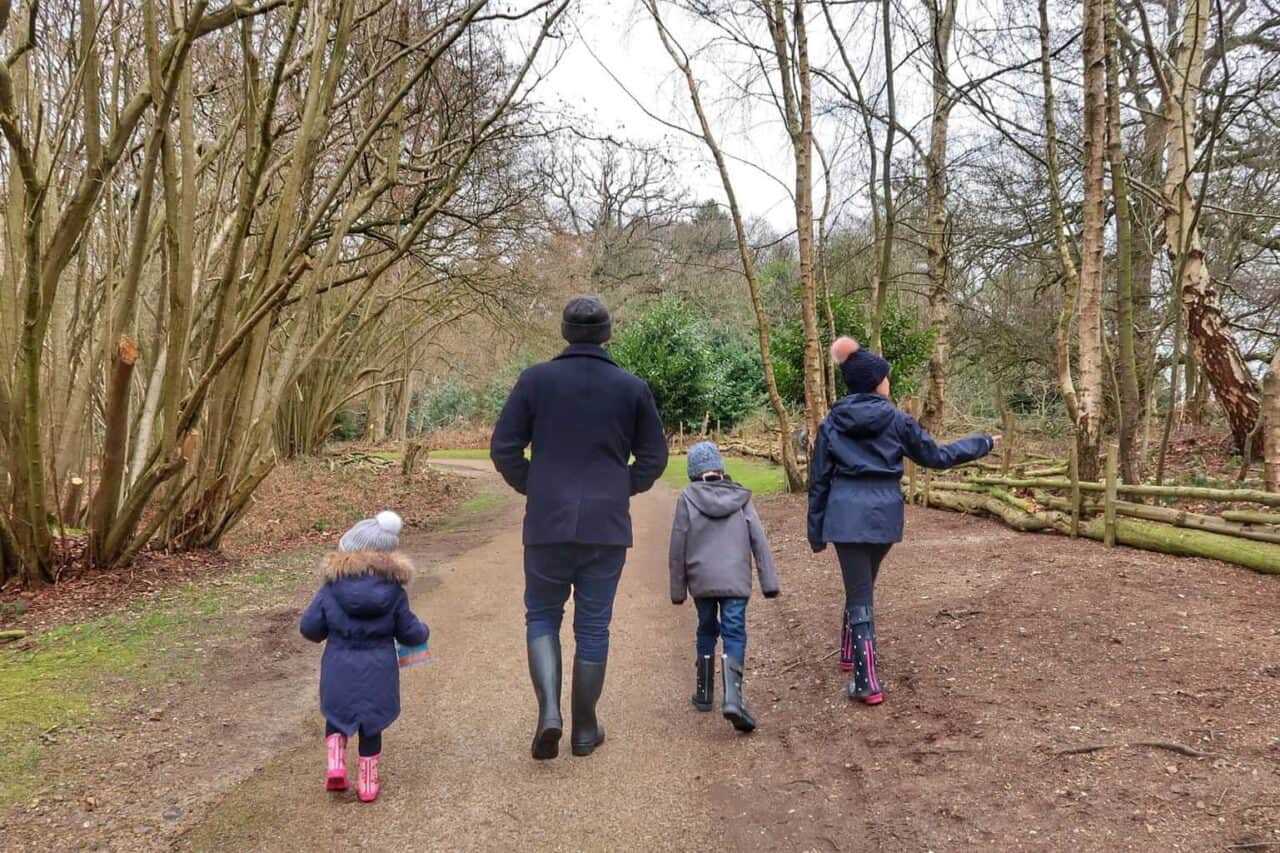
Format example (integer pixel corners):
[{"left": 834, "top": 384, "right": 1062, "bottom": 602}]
[{"left": 669, "top": 442, "right": 779, "bottom": 733}]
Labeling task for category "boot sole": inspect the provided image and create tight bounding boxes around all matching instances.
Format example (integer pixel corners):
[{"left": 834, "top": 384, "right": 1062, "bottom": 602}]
[
  {"left": 531, "top": 725, "right": 562, "bottom": 760},
  {"left": 839, "top": 662, "right": 853, "bottom": 672},
  {"left": 571, "top": 726, "right": 605, "bottom": 756},
  {"left": 691, "top": 699, "right": 713, "bottom": 712},
  {"left": 722, "top": 708, "right": 756, "bottom": 733},
  {"left": 326, "top": 775, "right": 348, "bottom": 792}
]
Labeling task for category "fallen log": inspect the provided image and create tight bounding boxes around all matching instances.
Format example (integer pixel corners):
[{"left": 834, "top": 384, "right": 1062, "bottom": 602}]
[
  {"left": 1069, "top": 517, "right": 1280, "bottom": 575},
  {"left": 720, "top": 440, "right": 781, "bottom": 464},
  {"left": 928, "top": 491, "right": 1280, "bottom": 575},
  {"left": 1032, "top": 494, "right": 1280, "bottom": 546},
  {"left": 961, "top": 476, "right": 1280, "bottom": 508},
  {"left": 1222, "top": 509, "right": 1280, "bottom": 527},
  {"left": 0, "top": 630, "right": 26, "bottom": 644},
  {"left": 1112, "top": 502, "right": 1280, "bottom": 546},
  {"left": 922, "top": 489, "right": 1055, "bottom": 533}
]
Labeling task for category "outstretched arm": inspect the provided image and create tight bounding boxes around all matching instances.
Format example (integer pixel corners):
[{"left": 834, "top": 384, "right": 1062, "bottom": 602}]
[
  {"left": 807, "top": 427, "right": 834, "bottom": 553},
  {"left": 490, "top": 372, "right": 534, "bottom": 494},
  {"left": 630, "top": 384, "right": 669, "bottom": 495},
  {"left": 899, "top": 412, "right": 994, "bottom": 470}
]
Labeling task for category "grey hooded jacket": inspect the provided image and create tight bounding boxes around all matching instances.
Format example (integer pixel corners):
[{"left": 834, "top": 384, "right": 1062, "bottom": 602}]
[{"left": 669, "top": 479, "right": 780, "bottom": 603}]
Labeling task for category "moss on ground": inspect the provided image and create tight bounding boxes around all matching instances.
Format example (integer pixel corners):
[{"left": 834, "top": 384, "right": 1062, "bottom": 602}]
[{"left": 0, "top": 554, "right": 315, "bottom": 806}]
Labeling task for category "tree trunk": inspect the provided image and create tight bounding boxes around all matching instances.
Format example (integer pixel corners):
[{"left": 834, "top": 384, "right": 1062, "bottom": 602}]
[
  {"left": 767, "top": 0, "right": 827, "bottom": 448},
  {"left": 1160, "top": 0, "right": 1260, "bottom": 452},
  {"left": 1104, "top": 0, "right": 1141, "bottom": 483},
  {"left": 921, "top": 0, "right": 956, "bottom": 435},
  {"left": 869, "top": 0, "right": 898, "bottom": 356},
  {"left": 368, "top": 383, "right": 387, "bottom": 444},
  {"left": 1038, "top": 0, "right": 1081, "bottom": 432},
  {"left": 1264, "top": 356, "right": 1279, "bottom": 492},
  {"left": 1076, "top": 0, "right": 1109, "bottom": 481},
  {"left": 648, "top": 0, "right": 804, "bottom": 491},
  {"left": 91, "top": 337, "right": 139, "bottom": 567}
]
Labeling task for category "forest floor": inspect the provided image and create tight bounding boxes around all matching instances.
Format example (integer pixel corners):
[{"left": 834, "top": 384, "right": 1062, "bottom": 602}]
[{"left": 2, "top": 456, "right": 1279, "bottom": 851}]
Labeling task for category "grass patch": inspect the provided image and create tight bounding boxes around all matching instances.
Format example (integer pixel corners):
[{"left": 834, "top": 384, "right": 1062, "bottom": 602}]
[
  {"left": 430, "top": 448, "right": 492, "bottom": 460},
  {"left": 436, "top": 492, "right": 512, "bottom": 531},
  {"left": 0, "top": 557, "right": 313, "bottom": 806},
  {"left": 661, "top": 454, "right": 787, "bottom": 496}
]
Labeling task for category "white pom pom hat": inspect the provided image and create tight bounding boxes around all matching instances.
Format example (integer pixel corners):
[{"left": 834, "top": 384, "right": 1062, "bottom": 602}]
[{"left": 338, "top": 510, "right": 403, "bottom": 552}]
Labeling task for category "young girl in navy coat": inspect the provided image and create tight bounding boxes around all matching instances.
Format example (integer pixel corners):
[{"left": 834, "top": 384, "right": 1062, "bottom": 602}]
[
  {"left": 808, "top": 339, "right": 998, "bottom": 705},
  {"left": 300, "top": 511, "right": 428, "bottom": 802}
]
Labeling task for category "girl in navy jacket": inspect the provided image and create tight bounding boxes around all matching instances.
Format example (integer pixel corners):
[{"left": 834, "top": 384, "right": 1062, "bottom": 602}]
[
  {"left": 300, "top": 511, "right": 428, "bottom": 802},
  {"left": 808, "top": 339, "right": 997, "bottom": 704}
]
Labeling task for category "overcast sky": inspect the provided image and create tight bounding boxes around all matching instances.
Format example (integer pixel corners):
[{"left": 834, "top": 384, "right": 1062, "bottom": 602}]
[{"left": 531, "top": 1, "right": 806, "bottom": 230}]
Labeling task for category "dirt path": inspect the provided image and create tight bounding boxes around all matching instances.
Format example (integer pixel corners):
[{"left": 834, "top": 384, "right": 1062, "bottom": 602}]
[
  {"left": 10, "top": 459, "right": 1278, "bottom": 851},
  {"left": 183, "top": 462, "right": 737, "bottom": 851}
]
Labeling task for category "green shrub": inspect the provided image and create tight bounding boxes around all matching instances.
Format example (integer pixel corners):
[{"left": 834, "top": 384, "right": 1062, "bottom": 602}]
[
  {"left": 611, "top": 300, "right": 763, "bottom": 431},
  {"left": 410, "top": 379, "right": 482, "bottom": 432},
  {"left": 772, "top": 294, "right": 933, "bottom": 403}
]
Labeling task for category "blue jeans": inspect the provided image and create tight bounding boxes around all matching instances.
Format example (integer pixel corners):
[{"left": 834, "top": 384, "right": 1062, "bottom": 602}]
[
  {"left": 694, "top": 597, "right": 748, "bottom": 660},
  {"left": 524, "top": 544, "right": 627, "bottom": 663}
]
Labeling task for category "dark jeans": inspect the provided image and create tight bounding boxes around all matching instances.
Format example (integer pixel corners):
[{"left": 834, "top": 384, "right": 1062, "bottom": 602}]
[
  {"left": 524, "top": 544, "right": 627, "bottom": 663},
  {"left": 835, "top": 543, "right": 893, "bottom": 612},
  {"left": 694, "top": 596, "right": 748, "bottom": 660},
  {"left": 326, "top": 721, "right": 382, "bottom": 757}
]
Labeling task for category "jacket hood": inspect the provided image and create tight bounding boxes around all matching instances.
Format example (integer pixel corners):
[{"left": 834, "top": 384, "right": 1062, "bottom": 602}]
[
  {"left": 323, "top": 551, "right": 413, "bottom": 619},
  {"left": 828, "top": 394, "right": 897, "bottom": 438},
  {"left": 327, "top": 573, "right": 400, "bottom": 618},
  {"left": 684, "top": 479, "right": 752, "bottom": 518}
]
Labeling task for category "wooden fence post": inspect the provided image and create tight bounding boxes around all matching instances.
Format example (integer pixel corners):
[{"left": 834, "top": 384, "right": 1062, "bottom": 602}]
[
  {"left": 1001, "top": 409, "right": 1015, "bottom": 477},
  {"left": 1069, "top": 441, "right": 1081, "bottom": 539},
  {"left": 1104, "top": 442, "right": 1119, "bottom": 547},
  {"left": 903, "top": 398, "right": 918, "bottom": 503}
]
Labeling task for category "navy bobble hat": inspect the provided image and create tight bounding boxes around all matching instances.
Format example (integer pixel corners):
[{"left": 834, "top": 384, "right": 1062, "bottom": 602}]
[
  {"left": 831, "top": 337, "right": 891, "bottom": 395},
  {"left": 686, "top": 441, "right": 725, "bottom": 480},
  {"left": 562, "top": 296, "right": 612, "bottom": 344}
]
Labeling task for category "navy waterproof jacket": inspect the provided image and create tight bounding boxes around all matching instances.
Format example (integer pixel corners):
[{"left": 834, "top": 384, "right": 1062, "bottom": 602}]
[
  {"left": 490, "top": 344, "right": 669, "bottom": 547},
  {"left": 300, "top": 551, "right": 428, "bottom": 736},
  {"left": 808, "top": 394, "right": 994, "bottom": 547}
]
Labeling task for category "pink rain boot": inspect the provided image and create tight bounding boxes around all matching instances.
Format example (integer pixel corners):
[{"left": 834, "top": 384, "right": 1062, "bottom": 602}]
[
  {"left": 357, "top": 754, "right": 380, "bottom": 803},
  {"left": 326, "top": 733, "right": 348, "bottom": 791}
]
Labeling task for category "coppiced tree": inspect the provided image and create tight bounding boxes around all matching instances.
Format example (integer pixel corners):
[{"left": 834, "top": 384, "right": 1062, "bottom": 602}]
[{"left": 0, "top": 0, "right": 567, "bottom": 585}]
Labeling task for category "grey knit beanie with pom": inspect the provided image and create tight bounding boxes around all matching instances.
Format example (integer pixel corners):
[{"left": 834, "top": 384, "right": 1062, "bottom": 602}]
[{"left": 338, "top": 510, "right": 403, "bottom": 552}]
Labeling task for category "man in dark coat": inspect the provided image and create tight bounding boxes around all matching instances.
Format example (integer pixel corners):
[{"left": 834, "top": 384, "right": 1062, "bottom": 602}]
[{"left": 490, "top": 296, "right": 668, "bottom": 760}]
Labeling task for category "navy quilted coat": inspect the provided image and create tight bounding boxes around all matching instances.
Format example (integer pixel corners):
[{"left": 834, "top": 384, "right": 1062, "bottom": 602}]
[{"left": 299, "top": 551, "right": 429, "bottom": 736}]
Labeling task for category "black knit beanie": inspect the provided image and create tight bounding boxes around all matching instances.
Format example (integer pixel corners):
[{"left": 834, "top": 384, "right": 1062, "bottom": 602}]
[
  {"left": 561, "top": 296, "right": 612, "bottom": 345},
  {"left": 831, "top": 336, "right": 891, "bottom": 394}
]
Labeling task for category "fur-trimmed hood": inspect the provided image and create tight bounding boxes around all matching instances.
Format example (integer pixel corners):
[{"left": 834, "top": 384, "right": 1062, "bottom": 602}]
[{"left": 322, "top": 550, "right": 414, "bottom": 586}]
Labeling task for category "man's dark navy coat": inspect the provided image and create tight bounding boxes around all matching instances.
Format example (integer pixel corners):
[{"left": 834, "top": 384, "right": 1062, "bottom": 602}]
[{"left": 490, "top": 344, "right": 669, "bottom": 546}]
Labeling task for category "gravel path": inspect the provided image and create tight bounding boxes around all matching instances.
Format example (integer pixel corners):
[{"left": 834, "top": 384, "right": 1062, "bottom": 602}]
[{"left": 185, "top": 463, "right": 736, "bottom": 851}]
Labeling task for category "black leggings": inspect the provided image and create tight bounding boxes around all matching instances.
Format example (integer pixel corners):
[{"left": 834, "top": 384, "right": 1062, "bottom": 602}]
[
  {"left": 835, "top": 543, "right": 893, "bottom": 613},
  {"left": 326, "top": 722, "right": 382, "bottom": 757}
]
